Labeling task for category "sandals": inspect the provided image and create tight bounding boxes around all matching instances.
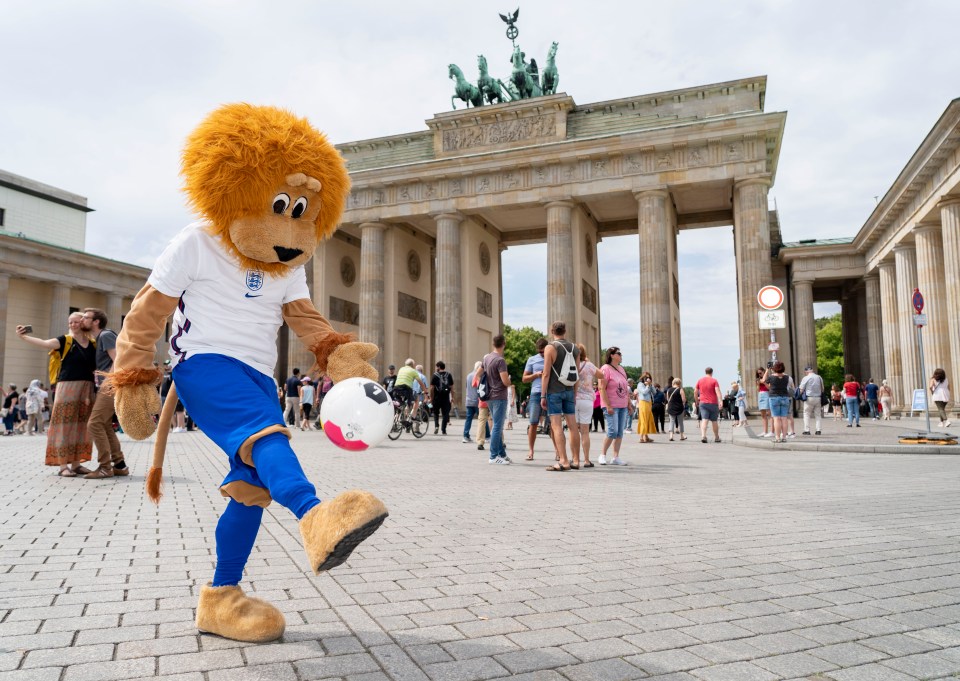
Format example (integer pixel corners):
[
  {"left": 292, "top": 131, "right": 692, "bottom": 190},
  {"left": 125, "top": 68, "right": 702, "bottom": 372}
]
[
  {"left": 58, "top": 469, "right": 77, "bottom": 477},
  {"left": 569, "top": 464, "right": 580, "bottom": 470},
  {"left": 73, "top": 465, "right": 94, "bottom": 476},
  {"left": 583, "top": 462, "right": 594, "bottom": 468},
  {"left": 546, "top": 464, "right": 570, "bottom": 472},
  {"left": 525, "top": 454, "right": 534, "bottom": 460}
]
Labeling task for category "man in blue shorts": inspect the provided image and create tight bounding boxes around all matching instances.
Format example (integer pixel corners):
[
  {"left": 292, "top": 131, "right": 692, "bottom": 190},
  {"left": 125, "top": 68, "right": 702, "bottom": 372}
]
[{"left": 541, "top": 321, "right": 580, "bottom": 471}]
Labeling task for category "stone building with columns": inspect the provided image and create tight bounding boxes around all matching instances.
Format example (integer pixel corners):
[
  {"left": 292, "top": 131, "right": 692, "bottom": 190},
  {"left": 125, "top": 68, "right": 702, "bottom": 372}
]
[
  {"left": 287, "top": 76, "right": 788, "bottom": 408},
  {"left": 782, "top": 98, "right": 960, "bottom": 415},
  {"left": 0, "top": 170, "right": 152, "bottom": 388}
]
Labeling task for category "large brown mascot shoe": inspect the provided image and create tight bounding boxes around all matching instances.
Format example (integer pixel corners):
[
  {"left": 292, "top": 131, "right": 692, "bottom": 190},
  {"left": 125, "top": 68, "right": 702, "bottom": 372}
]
[
  {"left": 196, "top": 583, "right": 285, "bottom": 642},
  {"left": 300, "top": 490, "right": 388, "bottom": 573}
]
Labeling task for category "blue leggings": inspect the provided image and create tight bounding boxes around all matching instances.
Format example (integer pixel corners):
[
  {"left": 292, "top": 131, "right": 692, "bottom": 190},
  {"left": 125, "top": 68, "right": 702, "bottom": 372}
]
[{"left": 212, "top": 432, "right": 320, "bottom": 586}]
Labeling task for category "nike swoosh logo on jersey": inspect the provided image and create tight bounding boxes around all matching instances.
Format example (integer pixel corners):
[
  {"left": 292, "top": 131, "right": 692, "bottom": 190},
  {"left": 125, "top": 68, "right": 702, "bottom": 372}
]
[{"left": 244, "top": 293, "right": 262, "bottom": 298}]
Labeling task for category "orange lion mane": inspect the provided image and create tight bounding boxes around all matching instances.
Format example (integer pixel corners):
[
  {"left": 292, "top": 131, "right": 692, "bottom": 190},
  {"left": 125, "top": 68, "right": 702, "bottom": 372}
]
[{"left": 180, "top": 103, "right": 351, "bottom": 275}]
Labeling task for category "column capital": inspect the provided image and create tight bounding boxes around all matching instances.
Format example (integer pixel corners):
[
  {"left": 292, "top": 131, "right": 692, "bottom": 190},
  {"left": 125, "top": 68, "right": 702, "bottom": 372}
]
[
  {"left": 431, "top": 212, "right": 464, "bottom": 223},
  {"left": 734, "top": 175, "right": 772, "bottom": 191},
  {"left": 892, "top": 242, "right": 916, "bottom": 254},
  {"left": 542, "top": 199, "right": 575, "bottom": 211},
  {"left": 359, "top": 221, "right": 386, "bottom": 232},
  {"left": 863, "top": 271, "right": 880, "bottom": 282},
  {"left": 791, "top": 279, "right": 814, "bottom": 291},
  {"left": 914, "top": 221, "right": 943, "bottom": 236},
  {"left": 878, "top": 258, "right": 896, "bottom": 272},
  {"left": 937, "top": 195, "right": 960, "bottom": 209},
  {"left": 632, "top": 188, "right": 669, "bottom": 202}
]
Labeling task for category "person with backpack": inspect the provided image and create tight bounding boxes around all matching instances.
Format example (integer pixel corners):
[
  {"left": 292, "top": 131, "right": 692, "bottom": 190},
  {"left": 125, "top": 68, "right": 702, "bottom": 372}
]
[
  {"left": 481, "top": 335, "right": 512, "bottom": 464},
  {"left": 430, "top": 360, "right": 455, "bottom": 435},
  {"left": 541, "top": 321, "right": 580, "bottom": 472},
  {"left": 16, "top": 312, "right": 97, "bottom": 477}
]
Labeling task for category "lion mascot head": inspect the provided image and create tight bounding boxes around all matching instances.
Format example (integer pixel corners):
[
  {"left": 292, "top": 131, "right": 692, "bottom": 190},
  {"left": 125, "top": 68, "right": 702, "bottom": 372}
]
[{"left": 180, "top": 103, "right": 351, "bottom": 276}]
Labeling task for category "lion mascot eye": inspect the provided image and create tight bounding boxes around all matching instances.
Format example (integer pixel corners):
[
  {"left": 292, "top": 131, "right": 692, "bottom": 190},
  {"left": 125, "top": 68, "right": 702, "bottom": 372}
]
[
  {"left": 291, "top": 197, "right": 308, "bottom": 219},
  {"left": 272, "top": 193, "right": 290, "bottom": 214}
]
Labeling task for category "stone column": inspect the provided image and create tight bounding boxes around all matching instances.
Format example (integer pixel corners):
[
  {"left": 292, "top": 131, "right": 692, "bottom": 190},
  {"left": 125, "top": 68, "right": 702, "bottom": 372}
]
[
  {"left": 0, "top": 274, "right": 8, "bottom": 379},
  {"left": 864, "top": 274, "right": 884, "bottom": 384},
  {"left": 841, "top": 293, "right": 860, "bottom": 378},
  {"left": 105, "top": 294, "right": 123, "bottom": 331},
  {"left": 50, "top": 283, "right": 71, "bottom": 335},
  {"left": 878, "top": 260, "right": 902, "bottom": 408},
  {"left": 359, "top": 222, "right": 386, "bottom": 376},
  {"left": 894, "top": 243, "right": 921, "bottom": 404},
  {"left": 434, "top": 213, "right": 463, "bottom": 399},
  {"left": 792, "top": 280, "right": 816, "bottom": 371},
  {"left": 915, "top": 223, "right": 952, "bottom": 396},
  {"left": 939, "top": 197, "right": 960, "bottom": 402},
  {"left": 545, "top": 200, "right": 576, "bottom": 336},
  {"left": 733, "top": 177, "right": 774, "bottom": 407},
  {"left": 635, "top": 189, "right": 673, "bottom": 383}
]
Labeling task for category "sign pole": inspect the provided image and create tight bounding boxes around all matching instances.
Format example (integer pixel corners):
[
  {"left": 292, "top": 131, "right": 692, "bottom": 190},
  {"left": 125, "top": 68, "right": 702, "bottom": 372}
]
[
  {"left": 912, "top": 288, "right": 932, "bottom": 435},
  {"left": 916, "top": 323, "right": 931, "bottom": 435}
]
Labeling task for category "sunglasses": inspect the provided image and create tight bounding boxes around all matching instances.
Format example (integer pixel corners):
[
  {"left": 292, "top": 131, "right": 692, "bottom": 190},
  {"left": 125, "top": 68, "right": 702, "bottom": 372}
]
[{"left": 612, "top": 350, "right": 621, "bottom": 355}]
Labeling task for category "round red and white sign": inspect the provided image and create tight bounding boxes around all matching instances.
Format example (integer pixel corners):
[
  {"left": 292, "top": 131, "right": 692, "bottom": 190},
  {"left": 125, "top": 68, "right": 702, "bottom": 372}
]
[{"left": 757, "top": 285, "right": 784, "bottom": 310}]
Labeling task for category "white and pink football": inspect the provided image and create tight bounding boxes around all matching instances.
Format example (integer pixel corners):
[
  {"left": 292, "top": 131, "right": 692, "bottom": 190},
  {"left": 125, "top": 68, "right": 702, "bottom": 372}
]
[{"left": 319, "top": 377, "right": 393, "bottom": 451}]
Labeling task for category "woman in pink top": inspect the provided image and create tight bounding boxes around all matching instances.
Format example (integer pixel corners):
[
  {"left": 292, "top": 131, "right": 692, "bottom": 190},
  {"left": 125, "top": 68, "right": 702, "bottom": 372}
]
[{"left": 597, "top": 347, "right": 630, "bottom": 465}]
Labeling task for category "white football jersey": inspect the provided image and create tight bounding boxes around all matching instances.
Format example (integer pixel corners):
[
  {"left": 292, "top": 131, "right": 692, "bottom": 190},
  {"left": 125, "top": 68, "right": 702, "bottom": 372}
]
[{"left": 148, "top": 222, "right": 310, "bottom": 377}]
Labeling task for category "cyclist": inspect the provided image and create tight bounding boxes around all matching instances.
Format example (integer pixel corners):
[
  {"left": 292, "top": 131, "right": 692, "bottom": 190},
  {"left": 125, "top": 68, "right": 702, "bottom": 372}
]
[{"left": 394, "top": 359, "right": 428, "bottom": 423}]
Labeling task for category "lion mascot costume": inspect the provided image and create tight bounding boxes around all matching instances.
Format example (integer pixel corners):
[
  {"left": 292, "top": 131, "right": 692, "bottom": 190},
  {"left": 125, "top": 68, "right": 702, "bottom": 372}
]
[{"left": 106, "top": 103, "right": 387, "bottom": 643}]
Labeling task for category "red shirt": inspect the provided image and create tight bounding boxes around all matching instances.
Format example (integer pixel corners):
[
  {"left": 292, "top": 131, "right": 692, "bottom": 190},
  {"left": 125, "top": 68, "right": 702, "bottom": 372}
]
[
  {"left": 843, "top": 381, "right": 859, "bottom": 398},
  {"left": 695, "top": 376, "right": 721, "bottom": 404}
]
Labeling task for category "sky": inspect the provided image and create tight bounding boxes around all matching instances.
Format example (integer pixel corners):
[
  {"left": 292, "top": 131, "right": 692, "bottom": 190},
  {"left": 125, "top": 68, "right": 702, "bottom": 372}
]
[{"left": 4, "top": 1, "right": 959, "bottom": 386}]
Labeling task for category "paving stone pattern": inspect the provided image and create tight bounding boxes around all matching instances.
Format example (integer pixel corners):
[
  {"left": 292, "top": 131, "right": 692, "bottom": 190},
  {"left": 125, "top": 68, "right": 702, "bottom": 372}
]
[{"left": 2, "top": 418, "right": 960, "bottom": 680}]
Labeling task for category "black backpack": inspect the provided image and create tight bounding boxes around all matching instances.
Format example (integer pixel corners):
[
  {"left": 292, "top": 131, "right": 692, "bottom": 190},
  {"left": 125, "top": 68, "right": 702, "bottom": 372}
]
[
  {"left": 435, "top": 371, "right": 453, "bottom": 394},
  {"left": 476, "top": 366, "right": 490, "bottom": 401}
]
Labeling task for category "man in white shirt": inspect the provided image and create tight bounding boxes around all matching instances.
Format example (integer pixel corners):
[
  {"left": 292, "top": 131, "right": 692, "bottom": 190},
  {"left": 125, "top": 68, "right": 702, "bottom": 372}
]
[{"left": 798, "top": 365, "right": 825, "bottom": 435}]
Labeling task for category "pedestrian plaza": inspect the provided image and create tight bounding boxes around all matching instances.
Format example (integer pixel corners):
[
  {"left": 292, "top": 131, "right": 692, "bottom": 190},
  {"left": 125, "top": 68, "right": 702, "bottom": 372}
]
[{"left": 2, "top": 420, "right": 960, "bottom": 680}]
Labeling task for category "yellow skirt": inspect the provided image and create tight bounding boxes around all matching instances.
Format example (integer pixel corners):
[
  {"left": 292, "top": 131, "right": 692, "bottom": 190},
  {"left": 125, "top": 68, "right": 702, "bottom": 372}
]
[{"left": 636, "top": 400, "right": 656, "bottom": 435}]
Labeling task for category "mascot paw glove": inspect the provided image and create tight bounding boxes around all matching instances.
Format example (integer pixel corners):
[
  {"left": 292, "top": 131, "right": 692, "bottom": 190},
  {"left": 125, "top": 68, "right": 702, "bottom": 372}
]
[
  {"left": 115, "top": 384, "right": 161, "bottom": 440},
  {"left": 326, "top": 342, "right": 379, "bottom": 383}
]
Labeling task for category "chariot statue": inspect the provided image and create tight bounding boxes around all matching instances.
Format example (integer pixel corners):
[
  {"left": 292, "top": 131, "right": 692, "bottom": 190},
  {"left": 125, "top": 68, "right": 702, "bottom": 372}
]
[{"left": 446, "top": 7, "right": 560, "bottom": 109}]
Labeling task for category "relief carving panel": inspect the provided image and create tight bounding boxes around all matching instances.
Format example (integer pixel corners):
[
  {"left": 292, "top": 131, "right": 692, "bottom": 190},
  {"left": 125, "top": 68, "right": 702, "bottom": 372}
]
[
  {"left": 398, "top": 291, "right": 427, "bottom": 324},
  {"left": 441, "top": 115, "right": 557, "bottom": 152},
  {"left": 329, "top": 296, "right": 359, "bottom": 326},
  {"left": 582, "top": 279, "right": 597, "bottom": 314},
  {"left": 477, "top": 288, "right": 493, "bottom": 318}
]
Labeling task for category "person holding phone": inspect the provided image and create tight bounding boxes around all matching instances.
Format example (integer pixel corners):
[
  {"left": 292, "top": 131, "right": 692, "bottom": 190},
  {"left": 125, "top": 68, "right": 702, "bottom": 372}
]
[{"left": 16, "top": 313, "right": 97, "bottom": 477}]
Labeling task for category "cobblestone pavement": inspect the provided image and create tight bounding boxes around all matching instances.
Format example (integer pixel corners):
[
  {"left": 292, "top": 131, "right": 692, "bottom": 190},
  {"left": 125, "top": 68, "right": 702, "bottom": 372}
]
[{"left": 3, "top": 417, "right": 960, "bottom": 680}]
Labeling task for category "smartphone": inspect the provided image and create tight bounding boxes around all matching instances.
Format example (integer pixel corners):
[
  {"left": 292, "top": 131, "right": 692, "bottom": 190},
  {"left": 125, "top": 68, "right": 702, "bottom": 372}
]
[{"left": 21, "top": 324, "right": 32, "bottom": 334}]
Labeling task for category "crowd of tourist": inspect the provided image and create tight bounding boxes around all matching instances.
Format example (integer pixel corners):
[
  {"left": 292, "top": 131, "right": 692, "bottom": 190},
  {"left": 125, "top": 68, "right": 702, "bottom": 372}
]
[{"left": 8, "top": 311, "right": 954, "bottom": 477}]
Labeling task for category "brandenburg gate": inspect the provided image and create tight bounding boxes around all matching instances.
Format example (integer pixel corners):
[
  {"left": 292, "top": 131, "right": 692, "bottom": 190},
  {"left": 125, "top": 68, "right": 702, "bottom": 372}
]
[{"left": 290, "top": 75, "right": 787, "bottom": 407}]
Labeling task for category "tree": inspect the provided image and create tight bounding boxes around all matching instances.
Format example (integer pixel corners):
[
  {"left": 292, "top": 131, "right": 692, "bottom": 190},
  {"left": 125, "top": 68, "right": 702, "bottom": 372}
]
[
  {"left": 816, "top": 313, "right": 844, "bottom": 389},
  {"left": 503, "top": 324, "right": 546, "bottom": 401}
]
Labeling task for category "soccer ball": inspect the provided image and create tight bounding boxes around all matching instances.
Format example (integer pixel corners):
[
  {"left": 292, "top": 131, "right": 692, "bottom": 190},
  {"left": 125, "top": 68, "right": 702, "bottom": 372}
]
[{"left": 319, "top": 377, "right": 393, "bottom": 451}]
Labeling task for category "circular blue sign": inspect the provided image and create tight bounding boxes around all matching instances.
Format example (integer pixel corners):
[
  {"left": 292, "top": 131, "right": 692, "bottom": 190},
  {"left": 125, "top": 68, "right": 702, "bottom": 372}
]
[{"left": 912, "top": 289, "right": 924, "bottom": 314}]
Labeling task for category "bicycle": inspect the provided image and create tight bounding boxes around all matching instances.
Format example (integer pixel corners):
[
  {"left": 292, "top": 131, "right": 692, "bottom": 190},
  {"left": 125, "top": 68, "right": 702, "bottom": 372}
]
[{"left": 387, "top": 398, "right": 428, "bottom": 440}]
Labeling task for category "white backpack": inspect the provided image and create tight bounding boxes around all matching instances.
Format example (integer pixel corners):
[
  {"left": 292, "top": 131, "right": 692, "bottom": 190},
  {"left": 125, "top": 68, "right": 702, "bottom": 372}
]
[{"left": 552, "top": 341, "right": 579, "bottom": 387}]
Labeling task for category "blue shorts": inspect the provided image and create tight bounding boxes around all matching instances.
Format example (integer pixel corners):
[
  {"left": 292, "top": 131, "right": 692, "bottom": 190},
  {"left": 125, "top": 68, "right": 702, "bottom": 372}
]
[
  {"left": 758, "top": 391, "right": 770, "bottom": 411},
  {"left": 546, "top": 389, "right": 576, "bottom": 416},
  {"left": 528, "top": 392, "right": 542, "bottom": 425},
  {"left": 173, "top": 353, "right": 286, "bottom": 492},
  {"left": 699, "top": 403, "right": 719, "bottom": 422},
  {"left": 769, "top": 395, "right": 791, "bottom": 418}
]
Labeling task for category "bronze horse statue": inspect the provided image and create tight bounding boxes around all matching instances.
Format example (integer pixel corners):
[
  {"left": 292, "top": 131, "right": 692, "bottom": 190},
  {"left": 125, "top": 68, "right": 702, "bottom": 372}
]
[
  {"left": 510, "top": 45, "right": 541, "bottom": 99},
  {"left": 448, "top": 63, "right": 483, "bottom": 109},
  {"left": 541, "top": 41, "right": 559, "bottom": 95},
  {"left": 477, "top": 55, "right": 508, "bottom": 104}
]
